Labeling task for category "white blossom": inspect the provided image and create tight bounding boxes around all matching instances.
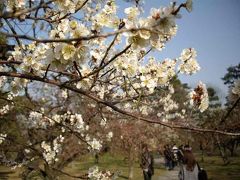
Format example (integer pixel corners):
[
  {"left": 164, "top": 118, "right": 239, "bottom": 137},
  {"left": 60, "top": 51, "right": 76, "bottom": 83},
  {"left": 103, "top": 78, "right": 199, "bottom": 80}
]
[
  {"left": 232, "top": 79, "right": 240, "bottom": 96},
  {"left": 0, "top": 105, "right": 12, "bottom": 115},
  {"left": 41, "top": 135, "right": 64, "bottom": 164},
  {"left": 0, "top": 134, "right": 7, "bottom": 144},
  {"left": 178, "top": 48, "right": 200, "bottom": 74},
  {"left": 124, "top": 7, "right": 140, "bottom": 20},
  {"left": 106, "top": 132, "right": 113, "bottom": 141},
  {"left": 88, "top": 166, "right": 111, "bottom": 180},
  {"left": 189, "top": 81, "right": 209, "bottom": 112},
  {"left": 88, "top": 138, "right": 102, "bottom": 151}
]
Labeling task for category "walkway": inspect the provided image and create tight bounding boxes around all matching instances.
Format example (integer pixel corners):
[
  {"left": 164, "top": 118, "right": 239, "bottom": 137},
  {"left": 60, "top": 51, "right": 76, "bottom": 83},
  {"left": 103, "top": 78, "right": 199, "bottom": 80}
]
[
  {"left": 153, "top": 158, "right": 179, "bottom": 180},
  {"left": 155, "top": 168, "right": 179, "bottom": 180}
]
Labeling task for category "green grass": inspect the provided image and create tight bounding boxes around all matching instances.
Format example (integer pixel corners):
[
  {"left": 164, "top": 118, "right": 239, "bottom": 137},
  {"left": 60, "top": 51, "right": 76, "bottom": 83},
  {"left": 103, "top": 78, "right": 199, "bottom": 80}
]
[
  {"left": 0, "top": 165, "right": 22, "bottom": 180},
  {"left": 196, "top": 154, "right": 240, "bottom": 180},
  {"left": 1, "top": 153, "right": 240, "bottom": 179},
  {"left": 62, "top": 153, "right": 166, "bottom": 180},
  {"left": 62, "top": 153, "right": 240, "bottom": 180}
]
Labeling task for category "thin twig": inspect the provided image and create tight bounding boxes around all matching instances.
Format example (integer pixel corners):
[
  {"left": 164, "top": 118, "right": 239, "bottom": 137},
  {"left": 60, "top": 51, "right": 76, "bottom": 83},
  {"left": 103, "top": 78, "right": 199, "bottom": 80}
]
[
  {"left": 73, "top": 61, "right": 82, "bottom": 77},
  {"left": 43, "top": 64, "right": 51, "bottom": 79}
]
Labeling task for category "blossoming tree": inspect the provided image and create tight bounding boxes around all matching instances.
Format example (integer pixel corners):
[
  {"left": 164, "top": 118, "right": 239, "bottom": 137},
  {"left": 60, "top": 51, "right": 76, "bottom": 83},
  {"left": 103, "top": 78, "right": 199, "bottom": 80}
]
[{"left": 0, "top": 0, "right": 239, "bottom": 179}]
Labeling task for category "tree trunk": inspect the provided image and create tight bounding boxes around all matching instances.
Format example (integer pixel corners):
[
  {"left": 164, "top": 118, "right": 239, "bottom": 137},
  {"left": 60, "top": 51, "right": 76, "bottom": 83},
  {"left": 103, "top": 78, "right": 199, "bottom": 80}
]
[
  {"left": 128, "top": 162, "right": 134, "bottom": 180},
  {"left": 210, "top": 138, "right": 215, "bottom": 155},
  {"left": 228, "top": 140, "right": 236, "bottom": 157},
  {"left": 201, "top": 149, "right": 204, "bottom": 162},
  {"left": 128, "top": 149, "right": 134, "bottom": 180},
  {"left": 215, "top": 135, "right": 229, "bottom": 164}
]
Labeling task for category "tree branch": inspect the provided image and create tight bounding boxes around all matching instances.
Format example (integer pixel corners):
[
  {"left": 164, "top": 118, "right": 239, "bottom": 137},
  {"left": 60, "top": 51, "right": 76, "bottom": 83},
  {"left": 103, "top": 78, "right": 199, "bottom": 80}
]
[
  {"left": 0, "top": 27, "right": 161, "bottom": 43},
  {"left": 0, "top": 71, "right": 240, "bottom": 136},
  {"left": 0, "top": 1, "right": 52, "bottom": 19}
]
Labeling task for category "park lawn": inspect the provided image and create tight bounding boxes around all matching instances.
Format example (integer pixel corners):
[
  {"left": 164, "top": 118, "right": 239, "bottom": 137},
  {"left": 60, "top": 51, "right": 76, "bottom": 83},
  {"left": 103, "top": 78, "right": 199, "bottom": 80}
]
[
  {"left": 196, "top": 155, "right": 240, "bottom": 180},
  {"left": 0, "top": 165, "right": 22, "bottom": 179},
  {"left": 62, "top": 153, "right": 240, "bottom": 180},
  {"left": 1, "top": 153, "right": 240, "bottom": 179},
  {"left": 62, "top": 153, "right": 166, "bottom": 180}
]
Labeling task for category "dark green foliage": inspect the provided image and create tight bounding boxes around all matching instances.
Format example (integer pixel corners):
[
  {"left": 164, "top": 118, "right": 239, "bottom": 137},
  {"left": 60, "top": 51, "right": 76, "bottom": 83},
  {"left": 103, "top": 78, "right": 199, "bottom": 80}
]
[
  {"left": 222, "top": 63, "right": 240, "bottom": 88},
  {"left": 207, "top": 87, "right": 221, "bottom": 108}
]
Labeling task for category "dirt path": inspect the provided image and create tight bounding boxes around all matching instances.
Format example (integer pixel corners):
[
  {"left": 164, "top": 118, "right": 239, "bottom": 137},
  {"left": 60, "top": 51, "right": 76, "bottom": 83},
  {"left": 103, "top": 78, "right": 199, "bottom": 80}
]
[
  {"left": 153, "top": 158, "right": 179, "bottom": 180},
  {"left": 154, "top": 168, "right": 179, "bottom": 180}
]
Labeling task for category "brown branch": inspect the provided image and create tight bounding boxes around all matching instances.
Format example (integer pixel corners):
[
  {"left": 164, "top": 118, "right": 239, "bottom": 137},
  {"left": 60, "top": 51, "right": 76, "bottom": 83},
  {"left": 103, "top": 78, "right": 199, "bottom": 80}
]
[
  {"left": 73, "top": 61, "right": 82, "bottom": 77},
  {"left": 43, "top": 64, "right": 51, "bottom": 79},
  {"left": 172, "top": 3, "right": 186, "bottom": 15},
  {"left": 0, "top": 60, "right": 79, "bottom": 78},
  {"left": 219, "top": 96, "right": 240, "bottom": 125},
  {"left": 49, "top": 0, "right": 89, "bottom": 23},
  {"left": 62, "top": 44, "right": 131, "bottom": 85},
  {"left": 0, "top": 71, "right": 240, "bottom": 136},
  {"left": 89, "top": 35, "right": 119, "bottom": 91},
  {"left": 0, "top": 60, "right": 21, "bottom": 65},
  {"left": 0, "top": 27, "right": 161, "bottom": 43},
  {"left": 0, "top": 1, "right": 53, "bottom": 19},
  {"left": 52, "top": 168, "right": 88, "bottom": 179},
  {"left": 100, "top": 34, "right": 119, "bottom": 67},
  {"left": 4, "top": 19, "right": 22, "bottom": 48}
]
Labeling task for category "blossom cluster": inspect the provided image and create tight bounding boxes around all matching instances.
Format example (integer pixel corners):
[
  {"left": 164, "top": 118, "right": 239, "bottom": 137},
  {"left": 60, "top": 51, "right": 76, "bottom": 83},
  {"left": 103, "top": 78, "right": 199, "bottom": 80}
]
[
  {"left": 41, "top": 135, "right": 64, "bottom": 164},
  {"left": 7, "top": 0, "right": 190, "bottom": 74},
  {"left": 92, "top": 0, "right": 119, "bottom": 29},
  {"left": 10, "top": 78, "right": 29, "bottom": 95},
  {"left": 0, "top": 76, "right": 7, "bottom": 88},
  {"left": 54, "top": 0, "right": 86, "bottom": 14},
  {"left": 27, "top": 111, "right": 105, "bottom": 151},
  {"left": 106, "top": 131, "right": 113, "bottom": 141},
  {"left": 3, "top": 0, "right": 206, "bottom": 131},
  {"left": 156, "top": 94, "right": 186, "bottom": 122},
  {"left": 123, "top": 4, "right": 178, "bottom": 50},
  {"left": 28, "top": 111, "right": 52, "bottom": 129},
  {"left": 232, "top": 79, "right": 240, "bottom": 96},
  {"left": 189, "top": 81, "right": 209, "bottom": 112},
  {"left": 0, "top": 134, "right": 7, "bottom": 144},
  {"left": 0, "top": 105, "right": 12, "bottom": 115},
  {"left": 178, "top": 48, "right": 200, "bottom": 74},
  {"left": 87, "top": 137, "right": 102, "bottom": 151},
  {"left": 88, "top": 166, "right": 112, "bottom": 180},
  {"left": 159, "top": 94, "right": 178, "bottom": 112},
  {"left": 52, "top": 112, "right": 88, "bottom": 133},
  {"left": 5, "top": 0, "right": 25, "bottom": 12},
  {"left": 100, "top": 117, "right": 107, "bottom": 127},
  {"left": 5, "top": 0, "right": 201, "bottom": 106},
  {"left": 27, "top": 111, "right": 88, "bottom": 133}
]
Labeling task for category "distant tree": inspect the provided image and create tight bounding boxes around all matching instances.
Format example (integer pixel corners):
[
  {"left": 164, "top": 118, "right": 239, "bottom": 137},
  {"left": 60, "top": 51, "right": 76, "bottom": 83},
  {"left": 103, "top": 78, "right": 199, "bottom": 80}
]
[
  {"left": 207, "top": 87, "right": 221, "bottom": 108},
  {"left": 222, "top": 63, "right": 240, "bottom": 88}
]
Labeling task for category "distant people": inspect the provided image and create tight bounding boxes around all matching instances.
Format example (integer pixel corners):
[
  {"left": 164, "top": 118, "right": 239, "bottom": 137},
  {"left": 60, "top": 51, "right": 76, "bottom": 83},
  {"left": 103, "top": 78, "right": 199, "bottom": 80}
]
[
  {"left": 163, "top": 144, "right": 174, "bottom": 170},
  {"left": 140, "top": 144, "right": 154, "bottom": 180},
  {"left": 172, "top": 144, "right": 179, "bottom": 167},
  {"left": 179, "top": 145, "right": 199, "bottom": 180},
  {"left": 177, "top": 145, "right": 184, "bottom": 164},
  {"left": 94, "top": 153, "right": 99, "bottom": 164}
]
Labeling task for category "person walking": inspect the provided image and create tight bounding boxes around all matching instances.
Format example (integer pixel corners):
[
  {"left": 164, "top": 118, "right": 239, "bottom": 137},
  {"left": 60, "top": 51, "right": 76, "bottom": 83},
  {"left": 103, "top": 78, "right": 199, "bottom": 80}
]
[
  {"left": 179, "top": 145, "right": 199, "bottom": 180},
  {"left": 172, "top": 144, "right": 179, "bottom": 167},
  {"left": 177, "top": 145, "right": 184, "bottom": 164},
  {"left": 163, "top": 145, "right": 174, "bottom": 170},
  {"left": 140, "top": 144, "right": 154, "bottom": 180}
]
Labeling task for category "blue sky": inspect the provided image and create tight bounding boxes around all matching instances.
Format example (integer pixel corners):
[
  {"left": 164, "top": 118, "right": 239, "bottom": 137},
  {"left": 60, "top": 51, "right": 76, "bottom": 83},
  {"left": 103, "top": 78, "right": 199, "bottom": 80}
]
[{"left": 119, "top": 0, "right": 240, "bottom": 101}]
